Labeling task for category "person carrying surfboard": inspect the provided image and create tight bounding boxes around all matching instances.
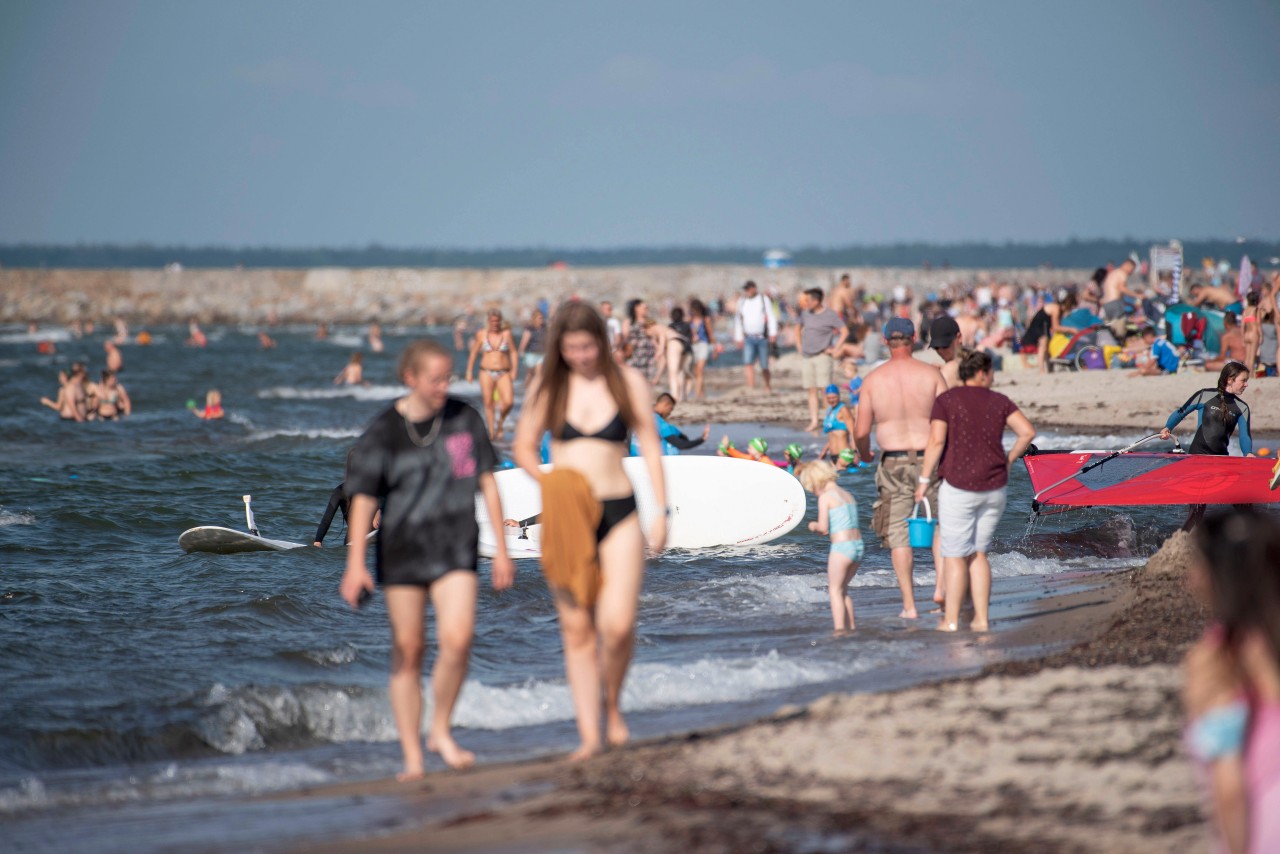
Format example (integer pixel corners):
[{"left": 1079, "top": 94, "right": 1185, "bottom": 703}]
[
  {"left": 512, "top": 300, "right": 667, "bottom": 762},
  {"left": 339, "top": 339, "right": 515, "bottom": 778},
  {"left": 1160, "top": 360, "right": 1256, "bottom": 530}
]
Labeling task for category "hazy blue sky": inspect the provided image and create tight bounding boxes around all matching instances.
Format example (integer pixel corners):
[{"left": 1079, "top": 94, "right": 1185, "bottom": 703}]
[{"left": 1, "top": 1, "right": 1277, "bottom": 248}]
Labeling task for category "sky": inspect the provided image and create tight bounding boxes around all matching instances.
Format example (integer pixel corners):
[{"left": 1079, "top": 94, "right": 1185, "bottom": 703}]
[{"left": 1, "top": 1, "right": 1277, "bottom": 249}]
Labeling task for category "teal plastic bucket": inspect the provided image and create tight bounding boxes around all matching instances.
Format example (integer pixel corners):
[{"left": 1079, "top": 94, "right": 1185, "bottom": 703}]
[{"left": 908, "top": 498, "right": 936, "bottom": 548}]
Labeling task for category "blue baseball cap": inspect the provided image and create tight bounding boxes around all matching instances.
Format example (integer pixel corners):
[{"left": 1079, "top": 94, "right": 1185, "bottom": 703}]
[
  {"left": 824, "top": 384, "right": 840, "bottom": 396},
  {"left": 883, "top": 317, "right": 914, "bottom": 339}
]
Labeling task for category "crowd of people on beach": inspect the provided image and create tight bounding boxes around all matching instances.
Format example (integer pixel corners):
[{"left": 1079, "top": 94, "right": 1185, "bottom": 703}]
[{"left": 21, "top": 258, "right": 1279, "bottom": 844}]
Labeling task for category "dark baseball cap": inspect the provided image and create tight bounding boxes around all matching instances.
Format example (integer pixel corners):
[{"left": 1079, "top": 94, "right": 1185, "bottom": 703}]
[
  {"left": 883, "top": 317, "right": 914, "bottom": 339},
  {"left": 929, "top": 315, "right": 960, "bottom": 349}
]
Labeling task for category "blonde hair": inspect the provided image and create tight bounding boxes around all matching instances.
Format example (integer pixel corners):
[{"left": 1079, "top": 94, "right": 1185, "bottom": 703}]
[{"left": 799, "top": 459, "right": 836, "bottom": 493}]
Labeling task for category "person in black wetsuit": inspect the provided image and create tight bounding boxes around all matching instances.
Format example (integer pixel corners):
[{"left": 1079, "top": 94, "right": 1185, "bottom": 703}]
[
  {"left": 1160, "top": 361, "right": 1255, "bottom": 530},
  {"left": 313, "top": 451, "right": 381, "bottom": 547}
]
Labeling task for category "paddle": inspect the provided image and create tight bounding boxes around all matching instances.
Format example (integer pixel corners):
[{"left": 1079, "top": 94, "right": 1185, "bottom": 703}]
[
  {"left": 243, "top": 494, "right": 260, "bottom": 537},
  {"left": 1031, "top": 432, "right": 1183, "bottom": 513}
]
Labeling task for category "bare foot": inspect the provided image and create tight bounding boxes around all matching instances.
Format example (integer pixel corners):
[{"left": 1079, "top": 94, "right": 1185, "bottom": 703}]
[
  {"left": 970, "top": 620, "right": 989, "bottom": 632},
  {"left": 936, "top": 619, "right": 959, "bottom": 632},
  {"left": 899, "top": 608, "right": 919, "bottom": 619},
  {"left": 427, "top": 734, "right": 476, "bottom": 770},
  {"left": 932, "top": 588, "right": 945, "bottom": 605},
  {"left": 568, "top": 742, "right": 603, "bottom": 762},
  {"left": 396, "top": 767, "right": 426, "bottom": 783},
  {"left": 606, "top": 713, "right": 630, "bottom": 748}
]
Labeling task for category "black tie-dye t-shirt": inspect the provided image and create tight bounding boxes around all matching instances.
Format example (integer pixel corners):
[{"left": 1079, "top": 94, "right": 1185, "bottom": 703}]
[{"left": 345, "top": 398, "right": 496, "bottom": 585}]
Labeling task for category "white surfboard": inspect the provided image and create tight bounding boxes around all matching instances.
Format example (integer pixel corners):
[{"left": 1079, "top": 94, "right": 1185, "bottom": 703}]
[
  {"left": 179, "top": 527, "right": 377, "bottom": 554},
  {"left": 179, "top": 526, "right": 306, "bottom": 554},
  {"left": 477, "top": 455, "right": 806, "bottom": 558}
]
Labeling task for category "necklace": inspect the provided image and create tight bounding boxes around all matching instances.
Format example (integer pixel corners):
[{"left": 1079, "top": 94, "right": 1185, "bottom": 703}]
[{"left": 402, "top": 406, "right": 443, "bottom": 447}]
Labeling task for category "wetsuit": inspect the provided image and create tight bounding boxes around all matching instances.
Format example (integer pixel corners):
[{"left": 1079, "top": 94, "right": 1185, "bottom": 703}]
[
  {"left": 1165, "top": 389, "right": 1253, "bottom": 456},
  {"left": 314, "top": 483, "right": 350, "bottom": 545}
]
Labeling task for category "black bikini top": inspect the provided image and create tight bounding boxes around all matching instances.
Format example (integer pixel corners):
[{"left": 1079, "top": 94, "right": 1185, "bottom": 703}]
[{"left": 554, "top": 411, "right": 629, "bottom": 444}]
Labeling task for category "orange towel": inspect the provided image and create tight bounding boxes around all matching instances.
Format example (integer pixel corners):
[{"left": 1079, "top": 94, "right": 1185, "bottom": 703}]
[{"left": 539, "top": 468, "right": 603, "bottom": 608}]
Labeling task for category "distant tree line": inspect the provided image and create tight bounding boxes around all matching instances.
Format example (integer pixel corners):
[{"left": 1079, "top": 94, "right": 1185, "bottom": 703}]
[{"left": 0, "top": 239, "right": 1275, "bottom": 270}]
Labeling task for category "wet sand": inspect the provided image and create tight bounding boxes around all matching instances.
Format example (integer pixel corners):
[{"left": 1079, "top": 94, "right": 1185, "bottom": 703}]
[{"left": 275, "top": 532, "right": 1208, "bottom": 854}]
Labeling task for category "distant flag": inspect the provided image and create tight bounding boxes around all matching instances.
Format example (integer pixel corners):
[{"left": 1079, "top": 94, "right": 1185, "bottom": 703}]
[
  {"left": 1238, "top": 255, "right": 1253, "bottom": 299},
  {"left": 1171, "top": 250, "right": 1182, "bottom": 297}
]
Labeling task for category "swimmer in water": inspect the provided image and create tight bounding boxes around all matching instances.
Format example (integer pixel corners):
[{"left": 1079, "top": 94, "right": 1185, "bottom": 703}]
[
  {"left": 368, "top": 322, "right": 384, "bottom": 354},
  {"left": 187, "top": 320, "right": 207, "bottom": 348},
  {"left": 718, "top": 435, "right": 777, "bottom": 465},
  {"left": 104, "top": 340, "right": 124, "bottom": 373},
  {"left": 40, "top": 363, "right": 88, "bottom": 421},
  {"left": 334, "top": 352, "right": 367, "bottom": 386},
  {"left": 89, "top": 370, "right": 131, "bottom": 420},
  {"left": 189, "top": 390, "right": 224, "bottom": 420},
  {"left": 112, "top": 317, "right": 129, "bottom": 344},
  {"left": 257, "top": 331, "right": 277, "bottom": 349},
  {"left": 816, "top": 384, "right": 856, "bottom": 462}
]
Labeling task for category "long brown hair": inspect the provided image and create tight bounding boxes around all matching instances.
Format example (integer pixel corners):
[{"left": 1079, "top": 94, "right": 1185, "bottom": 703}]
[
  {"left": 1217, "top": 361, "right": 1249, "bottom": 425},
  {"left": 538, "top": 301, "right": 638, "bottom": 435}
]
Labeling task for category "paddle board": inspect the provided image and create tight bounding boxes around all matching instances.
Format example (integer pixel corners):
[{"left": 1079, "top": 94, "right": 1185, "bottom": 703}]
[
  {"left": 477, "top": 455, "right": 806, "bottom": 558},
  {"left": 179, "top": 527, "right": 377, "bottom": 554},
  {"left": 179, "top": 526, "right": 307, "bottom": 554}
]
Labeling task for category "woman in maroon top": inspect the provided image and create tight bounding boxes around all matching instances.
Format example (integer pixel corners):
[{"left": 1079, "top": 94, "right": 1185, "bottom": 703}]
[{"left": 914, "top": 350, "right": 1036, "bottom": 632}]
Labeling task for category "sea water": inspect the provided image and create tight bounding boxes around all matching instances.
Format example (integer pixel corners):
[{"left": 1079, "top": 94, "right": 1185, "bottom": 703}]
[{"left": 0, "top": 324, "right": 1184, "bottom": 848}]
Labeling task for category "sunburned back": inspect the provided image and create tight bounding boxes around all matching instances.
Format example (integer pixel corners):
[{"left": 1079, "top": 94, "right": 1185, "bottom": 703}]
[{"left": 864, "top": 357, "right": 943, "bottom": 451}]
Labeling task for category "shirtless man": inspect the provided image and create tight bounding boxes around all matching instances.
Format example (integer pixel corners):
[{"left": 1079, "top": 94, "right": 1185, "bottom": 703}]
[
  {"left": 103, "top": 340, "right": 124, "bottom": 373},
  {"left": 1101, "top": 257, "right": 1143, "bottom": 339},
  {"left": 1203, "top": 313, "right": 1247, "bottom": 372},
  {"left": 40, "top": 363, "right": 89, "bottom": 421},
  {"left": 829, "top": 274, "right": 856, "bottom": 324},
  {"left": 854, "top": 318, "right": 947, "bottom": 618},
  {"left": 1188, "top": 283, "right": 1240, "bottom": 310}
]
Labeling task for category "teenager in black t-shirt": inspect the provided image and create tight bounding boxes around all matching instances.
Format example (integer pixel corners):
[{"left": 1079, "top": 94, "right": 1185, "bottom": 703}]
[{"left": 340, "top": 340, "right": 514, "bottom": 778}]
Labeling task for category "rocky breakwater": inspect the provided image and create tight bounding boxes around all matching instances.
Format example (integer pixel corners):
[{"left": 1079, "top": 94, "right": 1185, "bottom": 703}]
[{"left": 0, "top": 265, "right": 1090, "bottom": 324}]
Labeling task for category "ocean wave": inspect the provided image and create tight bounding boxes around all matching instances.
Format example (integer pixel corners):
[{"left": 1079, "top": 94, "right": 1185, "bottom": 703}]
[
  {"left": 989, "top": 551, "right": 1140, "bottom": 578},
  {"left": 245, "top": 427, "right": 363, "bottom": 442},
  {"left": 190, "top": 649, "right": 855, "bottom": 754},
  {"left": 0, "top": 759, "right": 332, "bottom": 814},
  {"left": 257, "top": 384, "right": 405, "bottom": 401},
  {"left": 1027, "top": 430, "right": 1164, "bottom": 451},
  {"left": 0, "top": 329, "right": 72, "bottom": 344},
  {"left": 0, "top": 508, "right": 36, "bottom": 527}
]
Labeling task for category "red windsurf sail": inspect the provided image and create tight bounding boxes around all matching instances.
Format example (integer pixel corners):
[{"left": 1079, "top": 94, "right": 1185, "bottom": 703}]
[{"left": 1024, "top": 450, "right": 1279, "bottom": 510}]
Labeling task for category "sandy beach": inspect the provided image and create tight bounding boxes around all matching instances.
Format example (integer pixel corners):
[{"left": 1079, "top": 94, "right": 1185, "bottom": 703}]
[{"left": 270, "top": 532, "right": 1208, "bottom": 854}]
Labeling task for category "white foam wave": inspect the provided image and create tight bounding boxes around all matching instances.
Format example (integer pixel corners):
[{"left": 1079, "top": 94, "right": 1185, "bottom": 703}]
[
  {"left": 325, "top": 334, "right": 366, "bottom": 348},
  {"left": 193, "top": 650, "right": 855, "bottom": 752},
  {"left": 691, "top": 573, "right": 829, "bottom": 614},
  {"left": 257, "top": 384, "right": 405, "bottom": 401},
  {"left": 989, "top": 551, "right": 1141, "bottom": 578},
  {"left": 246, "top": 427, "right": 363, "bottom": 442},
  {"left": 0, "top": 760, "right": 332, "bottom": 814},
  {"left": 0, "top": 329, "right": 72, "bottom": 343},
  {"left": 1027, "top": 430, "right": 1159, "bottom": 451},
  {"left": 0, "top": 508, "right": 36, "bottom": 527}
]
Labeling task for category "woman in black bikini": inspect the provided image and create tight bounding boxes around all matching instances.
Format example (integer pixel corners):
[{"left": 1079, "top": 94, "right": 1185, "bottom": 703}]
[
  {"left": 513, "top": 301, "right": 668, "bottom": 761},
  {"left": 465, "top": 309, "right": 517, "bottom": 439}
]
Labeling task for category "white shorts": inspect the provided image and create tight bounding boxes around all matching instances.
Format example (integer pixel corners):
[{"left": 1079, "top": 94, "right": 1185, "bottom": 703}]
[
  {"left": 938, "top": 481, "right": 1006, "bottom": 558},
  {"left": 692, "top": 341, "right": 711, "bottom": 363}
]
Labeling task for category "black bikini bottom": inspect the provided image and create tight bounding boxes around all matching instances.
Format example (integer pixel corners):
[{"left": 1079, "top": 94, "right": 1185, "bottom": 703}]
[{"left": 597, "top": 495, "right": 638, "bottom": 543}]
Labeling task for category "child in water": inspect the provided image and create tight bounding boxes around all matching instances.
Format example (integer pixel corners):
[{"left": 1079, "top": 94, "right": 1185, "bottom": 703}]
[
  {"left": 800, "top": 459, "right": 863, "bottom": 633},
  {"left": 189, "top": 390, "right": 224, "bottom": 420},
  {"left": 335, "top": 352, "right": 366, "bottom": 386}
]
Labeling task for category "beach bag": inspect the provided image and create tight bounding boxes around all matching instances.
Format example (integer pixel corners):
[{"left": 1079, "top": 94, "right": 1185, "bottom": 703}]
[
  {"left": 1047, "top": 333, "right": 1071, "bottom": 359},
  {"left": 1080, "top": 348, "right": 1106, "bottom": 370},
  {"left": 908, "top": 499, "right": 936, "bottom": 549}
]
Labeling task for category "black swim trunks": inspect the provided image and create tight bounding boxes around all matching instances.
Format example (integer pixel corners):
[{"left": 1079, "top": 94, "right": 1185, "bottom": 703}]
[{"left": 346, "top": 398, "right": 497, "bottom": 586}]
